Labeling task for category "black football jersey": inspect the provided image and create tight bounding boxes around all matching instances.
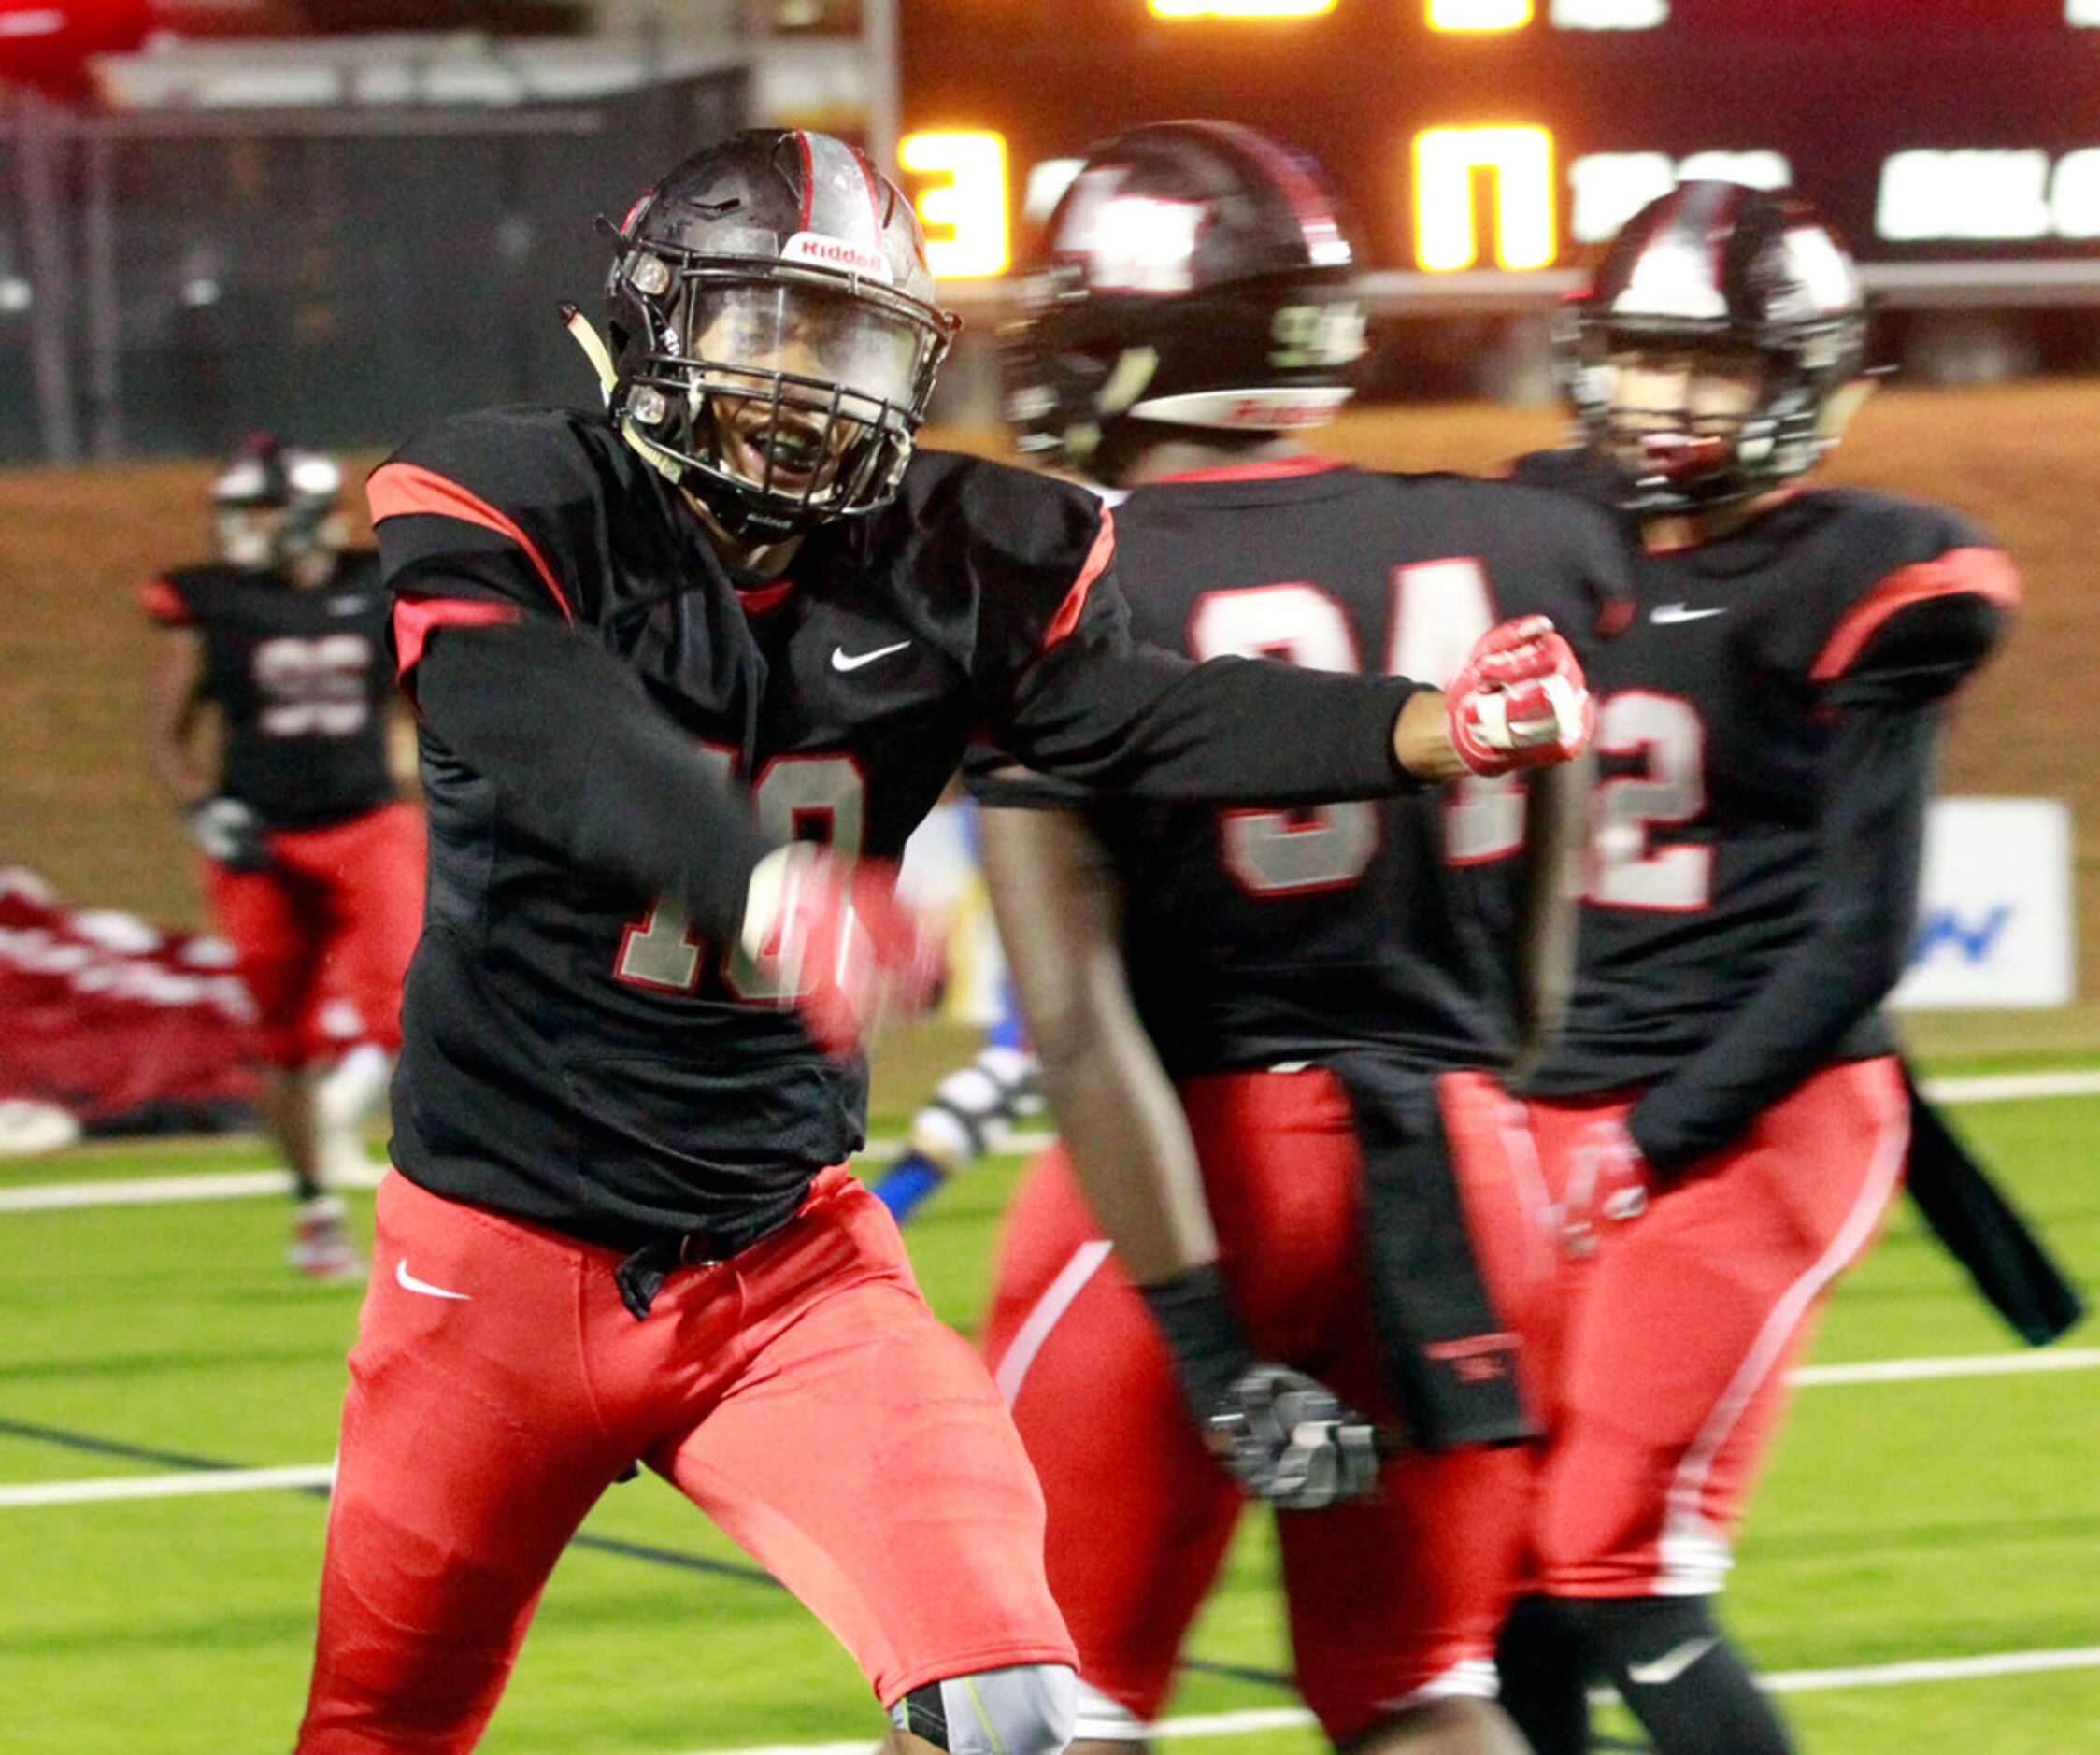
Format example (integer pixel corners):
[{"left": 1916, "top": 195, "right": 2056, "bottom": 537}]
[
  {"left": 970, "top": 457, "right": 1632, "bottom": 1079},
  {"left": 1510, "top": 448, "right": 2021, "bottom": 1163},
  {"left": 367, "top": 408, "right": 1425, "bottom": 1248},
  {"left": 140, "top": 554, "right": 397, "bottom": 828}
]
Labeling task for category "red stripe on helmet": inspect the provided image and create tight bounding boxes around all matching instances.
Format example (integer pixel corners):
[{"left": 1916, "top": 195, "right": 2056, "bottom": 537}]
[
  {"left": 793, "top": 130, "right": 818, "bottom": 230},
  {"left": 850, "top": 142, "right": 888, "bottom": 234}
]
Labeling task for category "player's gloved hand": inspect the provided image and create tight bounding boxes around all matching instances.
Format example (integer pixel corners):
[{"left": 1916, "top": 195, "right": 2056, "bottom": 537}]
[
  {"left": 1557, "top": 1117, "right": 1653, "bottom": 1261},
  {"left": 1447, "top": 614, "right": 1593, "bottom": 777},
  {"left": 739, "top": 844, "right": 939, "bottom": 1057},
  {"left": 185, "top": 796, "right": 271, "bottom": 872},
  {"left": 1138, "top": 1263, "right": 1382, "bottom": 1511}
]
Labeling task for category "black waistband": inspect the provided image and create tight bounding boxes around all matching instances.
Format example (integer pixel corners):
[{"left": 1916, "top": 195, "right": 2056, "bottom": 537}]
[{"left": 611, "top": 1199, "right": 803, "bottom": 1320}]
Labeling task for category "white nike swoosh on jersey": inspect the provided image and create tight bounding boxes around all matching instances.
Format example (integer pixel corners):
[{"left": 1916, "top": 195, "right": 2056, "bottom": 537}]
[
  {"left": 831, "top": 640, "right": 912, "bottom": 672},
  {"left": 1626, "top": 1635, "right": 1719, "bottom": 1687},
  {"left": 1649, "top": 603, "right": 1728, "bottom": 625},
  {"left": 395, "top": 1258, "right": 471, "bottom": 1301},
  {"left": 327, "top": 597, "right": 368, "bottom": 616}
]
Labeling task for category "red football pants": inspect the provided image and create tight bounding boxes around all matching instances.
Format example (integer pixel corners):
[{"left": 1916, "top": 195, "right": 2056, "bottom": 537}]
[
  {"left": 1519, "top": 1056, "right": 1909, "bottom": 1598},
  {"left": 207, "top": 800, "right": 424, "bottom": 1066},
  {"left": 297, "top": 1167, "right": 1071, "bottom": 1753},
  {"left": 981, "top": 1067, "right": 1555, "bottom": 1741}
]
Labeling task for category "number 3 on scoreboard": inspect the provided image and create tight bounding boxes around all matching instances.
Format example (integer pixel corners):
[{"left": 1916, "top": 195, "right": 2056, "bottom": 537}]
[{"left": 1187, "top": 560, "right": 1526, "bottom": 896}]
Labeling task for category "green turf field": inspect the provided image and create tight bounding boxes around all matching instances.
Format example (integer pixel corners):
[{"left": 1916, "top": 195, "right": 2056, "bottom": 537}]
[{"left": 2, "top": 1067, "right": 2094, "bottom": 1754}]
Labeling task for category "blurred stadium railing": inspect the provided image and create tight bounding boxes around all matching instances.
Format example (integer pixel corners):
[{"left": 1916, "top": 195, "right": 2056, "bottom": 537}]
[{"left": 0, "top": 65, "right": 748, "bottom": 464}]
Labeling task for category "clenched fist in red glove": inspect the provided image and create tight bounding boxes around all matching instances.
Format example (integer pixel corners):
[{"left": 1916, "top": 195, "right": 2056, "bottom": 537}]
[
  {"left": 1446, "top": 614, "right": 1593, "bottom": 777},
  {"left": 739, "top": 845, "right": 940, "bottom": 1056}
]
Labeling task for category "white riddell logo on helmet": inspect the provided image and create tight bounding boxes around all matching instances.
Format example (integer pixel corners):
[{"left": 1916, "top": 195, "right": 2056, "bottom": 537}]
[{"left": 784, "top": 233, "right": 893, "bottom": 281}]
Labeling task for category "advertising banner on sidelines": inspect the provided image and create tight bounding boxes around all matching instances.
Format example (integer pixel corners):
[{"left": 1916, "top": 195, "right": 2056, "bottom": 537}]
[{"left": 1893, "top": 798, "right": 2075, "bottom": 1009}]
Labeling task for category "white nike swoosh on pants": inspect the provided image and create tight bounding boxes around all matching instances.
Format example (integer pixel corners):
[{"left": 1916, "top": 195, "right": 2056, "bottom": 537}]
[
  {"left": 395, "top": 1258, "right": 471, "bottom": 1301},
  {"left": 1626, "top": 1635, "right": 1719, "bottom": 1687}
]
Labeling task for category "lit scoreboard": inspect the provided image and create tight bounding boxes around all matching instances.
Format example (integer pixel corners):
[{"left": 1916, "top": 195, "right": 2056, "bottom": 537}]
[{"left": 893, "top": 0, "right": 2100, "bottom": 285}]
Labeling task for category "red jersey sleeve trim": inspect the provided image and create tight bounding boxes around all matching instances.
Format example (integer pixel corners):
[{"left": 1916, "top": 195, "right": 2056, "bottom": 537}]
[
  {"left": 392, "top": 596, "right": 524, "bottom": 687},
  {"left": 1810, "top": 547, "right": 2023, "bottom": 683},
  {"left": 139, "top": 578, "right": 192, "bottom": 624},
  {"left": 1040, "top": 505, "right": 1117, "bottom": 654},
  {"left": 367, "top": 461, "right": 577, "bottom": 624}
]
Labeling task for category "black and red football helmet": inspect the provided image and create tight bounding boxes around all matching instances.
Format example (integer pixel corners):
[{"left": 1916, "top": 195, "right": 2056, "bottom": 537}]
[
  {"left": 1002, "top": 120, "right": 1367, "bottom": 478},
  {"left": 1563, "top": 179, "right": 1870, "bottom": 513},
  {"left": 602, "top": 129, "right": 960, "bottom": 539},
  {"left": 209, "top": 432, "right": 343, "bottom": 569}
]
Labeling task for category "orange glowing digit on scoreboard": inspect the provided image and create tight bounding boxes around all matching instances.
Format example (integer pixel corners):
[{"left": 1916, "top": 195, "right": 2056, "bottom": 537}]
[
  {"left": 1148, "top": 1, "right": 1336, "bottom": 18},
  {"left": 898, "top": 130, "right": 1010, "bottom": 279},
  {"left": 1427, "top": 0, "right": 1533, "bottom": 28}
]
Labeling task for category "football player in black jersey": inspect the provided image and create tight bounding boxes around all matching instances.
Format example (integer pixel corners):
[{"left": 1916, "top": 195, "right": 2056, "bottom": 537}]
[
  {"left": 969, "top": 121, "right": 1629, "bottom": 1755},
  {"left": 295, "top": 129, "right": 1593, "bottom": 1755},
  {"left": 143, "top": 434, "right": 425, "bottom": 1280},
  {"left": 1491, "top": 183, "right": 2021, "bottom": 1755}
]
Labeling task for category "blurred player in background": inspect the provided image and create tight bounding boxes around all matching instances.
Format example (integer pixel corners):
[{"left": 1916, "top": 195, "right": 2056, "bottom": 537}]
[
  {"left": 873, "top": 791, "right": 1040, "bottom": 1222},
  {"left": 974, "top": 121, "right": 1619, "bottom": 1755},
  {"left": 1492, "top": 182, "right": 2021, "bottom": 1755},
  {"left": 296, "top": 127, "right": 1587, "bottom": 1755},
  {"left": 143, "top": 433, "right": 424, "bottom": 1279}
]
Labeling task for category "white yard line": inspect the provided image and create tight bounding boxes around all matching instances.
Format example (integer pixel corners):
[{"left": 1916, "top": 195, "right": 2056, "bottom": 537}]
[
  {"left": 1920, "top": 1068, "right": 2100, "bottom": 1105},
  {"left": 1793, "top": 1348, "right": 2100, "bottom": 1386},
  {"left": 0, "top": 1462, "right": 334, "bottom": 1508},
  {"left": 678, "top": 1648, "right": 2100, "bottom": 1753},
  {"left": 3, "top": 1066, "right": 2095, "bottom": 1217},
  {"left": 1761, "top": 1646, "right": 2100, "bottom": 1693},
  {"left": 11, "top": 1340, "right": 2100, "bottom": 1514}
]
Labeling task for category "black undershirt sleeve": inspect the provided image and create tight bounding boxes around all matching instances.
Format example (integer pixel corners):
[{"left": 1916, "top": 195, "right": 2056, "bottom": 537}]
[
  {"left": 1002, "top": 632, "right": 1427, "bottom": 805},
  {"left": 412, "top": 618, "right": 777, "bottom": 944},
  {"left": 1625, "top": 701, "right": 1939, "bottom": 1175}
]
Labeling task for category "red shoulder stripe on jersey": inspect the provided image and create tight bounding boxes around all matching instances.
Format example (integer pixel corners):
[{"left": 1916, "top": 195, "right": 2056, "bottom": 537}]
[
  {"left": 392, "top": 596, "right": 524, "bottom": 685},
  {"left": 1042, "top": 505, "right": 1117, "bottom": 653},
  {"left": 736, "top": 578, "right": 794, "bottom": 615},
  {"left": 1149, "top": 454, "right": 1349, "bottom": 486},
  {"left": 366, "top": 462, "right": 577, "bottom": 624},
  {"left": 1810, "top": 547, "right": 2022, "bottom": 682},
  {"left": 139, "top": 578, "right": 192, "bottom": 624}
]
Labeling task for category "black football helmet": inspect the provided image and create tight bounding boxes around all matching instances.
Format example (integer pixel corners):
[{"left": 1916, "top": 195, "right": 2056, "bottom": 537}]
[
  {"left": 1563, "top": 180, "right": 1868, "bottom": 513},
  {"left": 600, "top": 128, "right": 960, "bottom": 541},
  {"left": 1002, "top": 120, "right": 1365, "bottom": 476},
  {"left": 209, "top": 432, "right": 343, "bottom": 568}
]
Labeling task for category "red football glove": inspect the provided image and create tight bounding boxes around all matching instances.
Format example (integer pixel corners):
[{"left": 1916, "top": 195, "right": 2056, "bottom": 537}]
[
  {"left": 1558, "top": 1118, "right": 1653, "bottom": 1261},
  {"left": 739, "top": 846, "right": 940, "bottom": 1056},
  {"left": 1446, "top": 614, "right": 1594, "bottom": 777}
]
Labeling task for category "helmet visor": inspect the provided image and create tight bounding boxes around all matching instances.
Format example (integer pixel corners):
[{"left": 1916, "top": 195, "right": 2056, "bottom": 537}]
[{"left": 682, "top": 278, "right": 936, "bottom": 413}]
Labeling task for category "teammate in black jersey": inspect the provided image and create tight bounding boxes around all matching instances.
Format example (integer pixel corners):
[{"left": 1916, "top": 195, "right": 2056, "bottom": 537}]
[
  {"left": 1491, "top": 183, "right": 2021, "bottom": 1755},
  {"left": 294, "top": 129, "right": 1593, "bottom": 1755},
  {"left": 971, "top": 121, "right": 1623, "bottom": 1755},
  {"left": 143, "top": 434, "right": 424, "bottom": 1280}
]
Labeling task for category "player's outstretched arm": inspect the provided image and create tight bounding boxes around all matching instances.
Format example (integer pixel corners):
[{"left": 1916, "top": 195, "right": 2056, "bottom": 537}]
[
  {"left": 979, "top": 804, "right": 1379, "bottom": 1510},
  {"left": 1004, "top": 603, "right": 1590, "bottom": 802}
]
